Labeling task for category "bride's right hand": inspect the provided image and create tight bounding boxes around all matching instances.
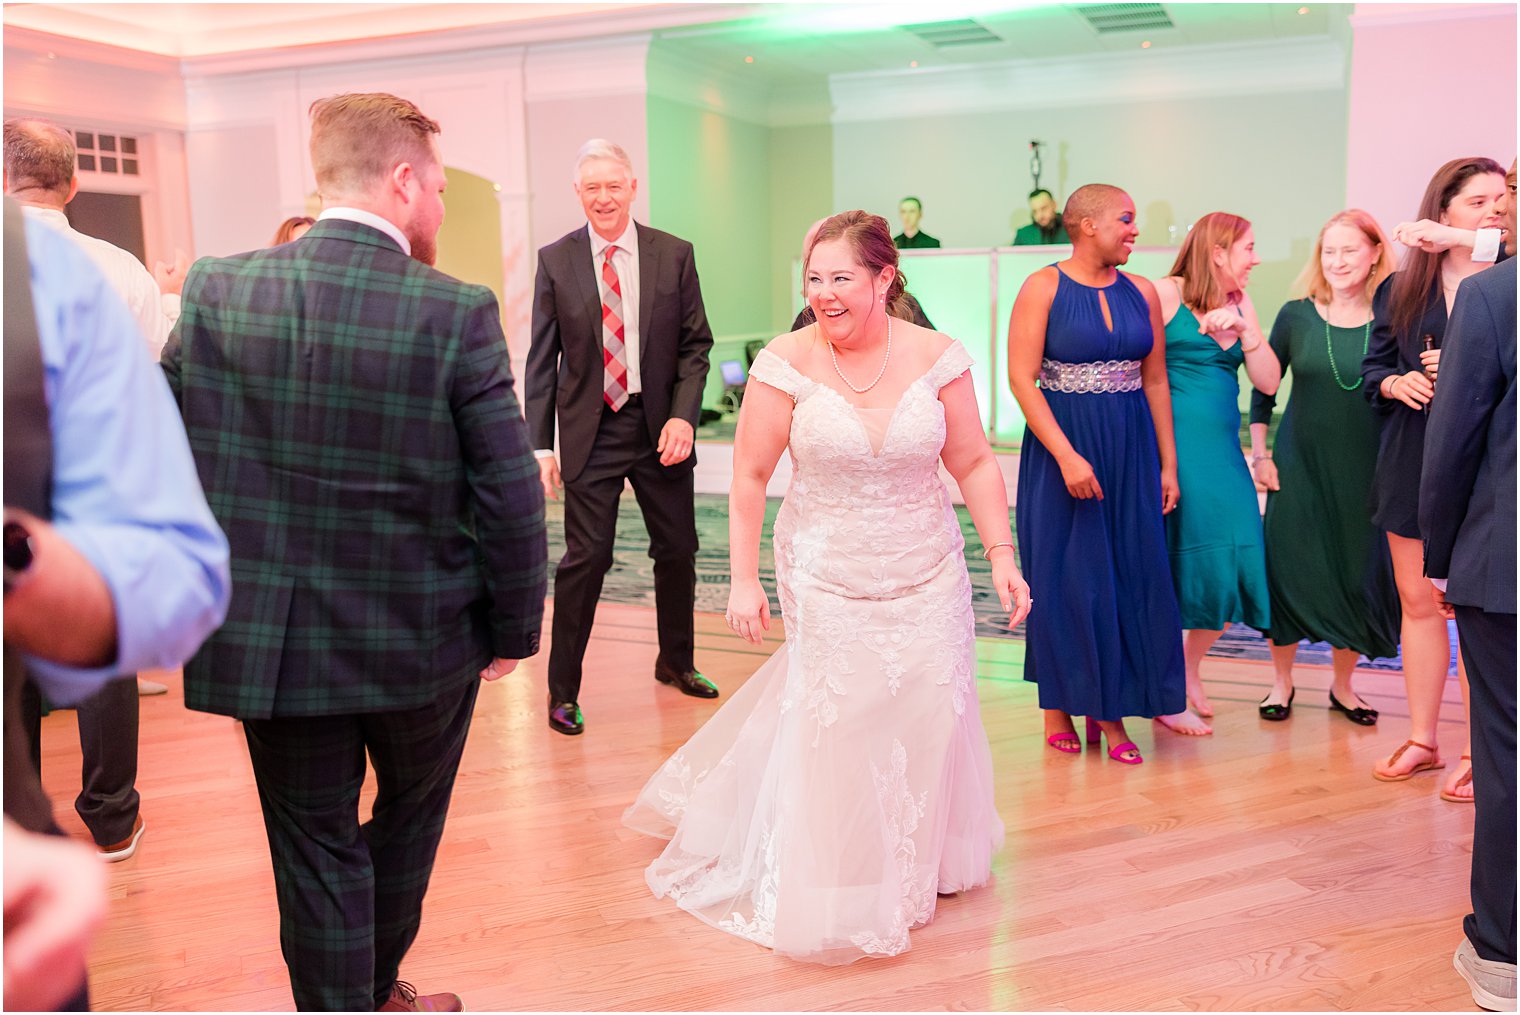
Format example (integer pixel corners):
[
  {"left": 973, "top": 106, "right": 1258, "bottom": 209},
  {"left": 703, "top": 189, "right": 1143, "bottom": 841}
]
[
  {"left": 726, "top": 579, "right": 772, "bottom": 645},
  {"left": 1058, "top": 453, "right": 1104, "bottom": 500}
]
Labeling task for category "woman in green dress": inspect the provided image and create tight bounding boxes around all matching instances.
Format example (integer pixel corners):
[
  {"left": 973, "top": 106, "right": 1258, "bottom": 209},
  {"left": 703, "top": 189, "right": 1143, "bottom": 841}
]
[
  {"left": 1249, "top": 210, "right": 1401, "bottom": 723},
  {"left": 1154, "top": 212, "right": 1283, "bottom": 734}
]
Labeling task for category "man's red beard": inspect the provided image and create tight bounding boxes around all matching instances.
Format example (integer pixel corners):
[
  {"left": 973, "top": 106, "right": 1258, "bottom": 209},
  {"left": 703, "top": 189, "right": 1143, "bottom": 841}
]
[{"left": 410, "top": 232, "right": 437, "bottom": 267}]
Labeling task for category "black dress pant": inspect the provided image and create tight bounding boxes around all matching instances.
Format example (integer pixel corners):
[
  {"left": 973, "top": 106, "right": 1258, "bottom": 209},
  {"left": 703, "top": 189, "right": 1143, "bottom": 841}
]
[
  {"left": 548, "top": 396, "right": 697, "bottom": 704},
  {"left": 1455, "top": 605, "right": 1517, "bottom": 965},
  {"left": 21, "top": 674, "right": 140, "bottom": 847},
  {"left": 242, "top": 678, "right": 479, "bottom": 1011}
]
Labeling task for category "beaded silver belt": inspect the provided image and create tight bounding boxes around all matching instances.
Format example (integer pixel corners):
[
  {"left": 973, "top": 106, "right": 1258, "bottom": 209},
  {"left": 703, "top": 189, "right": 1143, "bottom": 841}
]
[{"left": 1038, "top": 358, "right": 1143, "bottom": 394}]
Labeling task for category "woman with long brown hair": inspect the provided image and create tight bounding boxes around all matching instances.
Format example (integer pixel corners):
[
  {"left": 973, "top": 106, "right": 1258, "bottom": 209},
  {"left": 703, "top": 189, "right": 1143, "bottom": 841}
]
[
  {"left": 1250, "top": 210, "right": 1401, "bottom": 722},
  {"left": 1361, "top": 156, "right": 1505, "bottom": 798},
  {"left": 1153, "top": 212, "right": 1282, "bottom": 734}
]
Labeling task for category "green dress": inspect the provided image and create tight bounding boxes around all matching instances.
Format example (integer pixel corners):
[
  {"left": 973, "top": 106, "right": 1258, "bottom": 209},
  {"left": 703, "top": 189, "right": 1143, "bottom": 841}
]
[
  {"left": 1249, "top": 299, "right": 1400, "bottom": 657},
  {"left": 1164, "top": 304, "right": 1270, "bottom": 630}
]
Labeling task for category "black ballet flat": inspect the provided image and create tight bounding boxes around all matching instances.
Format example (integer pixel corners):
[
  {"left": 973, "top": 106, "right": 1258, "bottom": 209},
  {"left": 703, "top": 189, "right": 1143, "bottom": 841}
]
[
  {"left": 1258, "top": 689, "right": 1295, "bottom": 721},
  {"left": 1329, "top": 691, "right": 1378, "bottom": 726}
]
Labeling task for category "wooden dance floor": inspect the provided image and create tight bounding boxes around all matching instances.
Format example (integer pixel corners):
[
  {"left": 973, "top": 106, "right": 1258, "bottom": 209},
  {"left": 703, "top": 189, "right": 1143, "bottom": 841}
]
[{"left": 41, "top": 602, "right": 1477, "bottom": 1011}]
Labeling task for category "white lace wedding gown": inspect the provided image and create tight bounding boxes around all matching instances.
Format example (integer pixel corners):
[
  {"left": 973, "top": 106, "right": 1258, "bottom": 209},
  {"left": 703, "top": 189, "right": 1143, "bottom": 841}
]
[{"left": 622, "top": 339, "right": 1004, "bottom": 965}]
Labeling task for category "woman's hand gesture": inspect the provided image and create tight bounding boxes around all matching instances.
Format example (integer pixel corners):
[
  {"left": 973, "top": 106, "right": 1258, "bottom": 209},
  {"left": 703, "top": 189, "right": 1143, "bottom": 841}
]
[
  {"left": 1197, "top": 307, "right": 1246, "bottom": 345},
  {"left": 1059, "top": 453, "right": 1104, "bottom": 500},
  {"left": 990, "top": 553, "right": 1033, "bottom": 629},
  {"left": 725, "top": 578, "right": 771, "bottom": 645}
]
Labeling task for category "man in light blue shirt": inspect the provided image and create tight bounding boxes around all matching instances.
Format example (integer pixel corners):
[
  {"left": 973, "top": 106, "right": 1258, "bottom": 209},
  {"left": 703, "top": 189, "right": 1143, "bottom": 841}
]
[{"left": 5, "top": 205, "right": 230, "bottom": 864}]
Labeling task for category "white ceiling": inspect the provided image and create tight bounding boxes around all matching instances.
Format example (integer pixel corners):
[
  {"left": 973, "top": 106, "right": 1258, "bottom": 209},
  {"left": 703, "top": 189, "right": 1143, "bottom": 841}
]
[
  {"left": 0, "top": 2, "right": 689, "bottom": 57},
  {"left": 3, "top": 1, "right": 1350, "bottom": 72},
  {"left": 653, "top": 2, "right": 1348, "bottom": 86}
]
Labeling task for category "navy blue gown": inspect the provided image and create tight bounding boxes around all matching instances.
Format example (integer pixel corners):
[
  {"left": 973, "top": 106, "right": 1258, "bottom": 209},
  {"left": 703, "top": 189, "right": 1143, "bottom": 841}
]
[{"left": 1015, "top": 267, "right": 1186, "bottom": 720}]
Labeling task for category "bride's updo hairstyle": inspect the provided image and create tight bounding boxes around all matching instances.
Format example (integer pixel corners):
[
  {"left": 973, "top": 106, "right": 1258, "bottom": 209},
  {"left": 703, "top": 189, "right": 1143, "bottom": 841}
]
[{"left": 804, "top": 210, "right": 912, "bottom": 321}]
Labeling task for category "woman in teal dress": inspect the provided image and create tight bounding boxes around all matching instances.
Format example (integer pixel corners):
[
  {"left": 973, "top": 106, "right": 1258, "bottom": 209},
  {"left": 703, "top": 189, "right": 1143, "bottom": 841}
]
[
  {"left": 1249, "top": 210, "right": 1401, "bottom": 725},
  {"left": 1154, "top": 212, "right": 1282, "bottom": 733}
]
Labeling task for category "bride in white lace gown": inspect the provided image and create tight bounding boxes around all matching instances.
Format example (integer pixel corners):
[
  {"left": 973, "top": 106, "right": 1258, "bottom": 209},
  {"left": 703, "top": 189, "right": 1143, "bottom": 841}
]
[{"left": 624, "top": 211, "right": 1031, "bottom": 964}]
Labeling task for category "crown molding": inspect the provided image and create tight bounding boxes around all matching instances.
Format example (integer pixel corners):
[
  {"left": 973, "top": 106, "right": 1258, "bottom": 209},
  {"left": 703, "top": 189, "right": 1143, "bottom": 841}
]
[
  {"left": 172, "top": 5, "right": 730, "bottom": 78},
  {"left": 828, "top": 36, "right": 1347, "bottom": 123},
  {"left": 646, "top": 47, "right": 773, "bottom": 125},
  {"left": 523, "top": 36, "right": 651, "bottom": 102},
  {"left": 3, "top": 25, "right": 183, "bottom": 74}
]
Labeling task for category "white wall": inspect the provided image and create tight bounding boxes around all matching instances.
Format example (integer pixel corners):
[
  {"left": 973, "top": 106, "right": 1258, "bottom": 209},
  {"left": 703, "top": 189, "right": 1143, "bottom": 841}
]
[
  {"left": 829, "top": 45, "right": 1350, "bottom": 318},
  {"left": 178, "top": 39, "right": 653, "bottom": 382},
  {"left": 524, "top": 38, "right": 650, "bottom": 258},
  {"left": 1346, "top": 3, "right": 1517, "bottom": 232},
  {"left": 3, "top": 28, "right": 194, "bottom": 268}
]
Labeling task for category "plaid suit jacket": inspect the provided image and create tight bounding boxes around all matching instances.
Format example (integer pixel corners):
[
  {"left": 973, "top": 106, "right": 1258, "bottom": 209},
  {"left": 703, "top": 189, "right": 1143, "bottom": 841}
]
[{"left": 163, "top": 218, "right": 547, "bottom": 719}]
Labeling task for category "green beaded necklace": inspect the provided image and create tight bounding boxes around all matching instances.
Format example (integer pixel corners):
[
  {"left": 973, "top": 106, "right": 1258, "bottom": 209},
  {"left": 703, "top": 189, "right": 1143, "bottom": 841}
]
[{"left": 1324, "top": 307, "right": 1373, "bottom": 392}]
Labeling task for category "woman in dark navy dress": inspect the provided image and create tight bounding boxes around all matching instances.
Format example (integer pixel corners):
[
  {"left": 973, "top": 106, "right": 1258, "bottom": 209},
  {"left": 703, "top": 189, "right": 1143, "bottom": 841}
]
[
  {"left": 1008, "top": 183, "right": 1184, "bottom": 765},
  {"left": 1361, "top": 156, "right": 1505, "bottom": 797}
]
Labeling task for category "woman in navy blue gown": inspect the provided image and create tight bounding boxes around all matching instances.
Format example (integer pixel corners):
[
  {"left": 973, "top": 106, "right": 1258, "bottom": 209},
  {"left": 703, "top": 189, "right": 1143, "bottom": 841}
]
[{"left": 1008, "top": 183, "right": 1185, "bottom": 765}]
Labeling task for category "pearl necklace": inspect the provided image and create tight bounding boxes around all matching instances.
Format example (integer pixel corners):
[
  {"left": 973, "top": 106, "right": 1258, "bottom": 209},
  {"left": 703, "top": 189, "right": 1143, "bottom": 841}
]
[{"left": 828, "top": 314, "right": 892, "bottom": 394}]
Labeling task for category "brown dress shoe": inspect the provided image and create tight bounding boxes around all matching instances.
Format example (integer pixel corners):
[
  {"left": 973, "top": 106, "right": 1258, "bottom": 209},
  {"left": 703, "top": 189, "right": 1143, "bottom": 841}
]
[
  {"left": 98, "top": 815, "right": 145, "bottom": 862},
  {"left": 654, "top": 660, "right": 719, "bottom": 698},
  {"left": 377, "top": 980, "right": 464, "bottom": 1012}
]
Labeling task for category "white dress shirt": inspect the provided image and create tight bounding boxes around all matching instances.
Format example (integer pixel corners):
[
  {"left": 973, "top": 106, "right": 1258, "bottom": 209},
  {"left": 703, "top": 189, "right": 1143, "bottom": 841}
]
[
  {"left": 22, "top": 205, "right": 173, "bottom": 359},
  {"left": 317, "top": 207, "right": 411, "bottom": 255}
]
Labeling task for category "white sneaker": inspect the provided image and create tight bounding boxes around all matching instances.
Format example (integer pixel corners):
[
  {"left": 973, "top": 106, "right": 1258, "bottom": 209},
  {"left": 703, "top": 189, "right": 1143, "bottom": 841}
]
[
  {"left": 136, "top": 677, "right": 168, "bottom": 696},
  {"left": 1456, "top": 937, "right": 1518, "bottom": 1011}
]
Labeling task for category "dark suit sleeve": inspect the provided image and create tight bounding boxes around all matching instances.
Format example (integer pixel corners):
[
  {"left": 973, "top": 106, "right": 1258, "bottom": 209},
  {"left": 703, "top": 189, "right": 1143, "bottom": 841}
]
[
  {"left": 1361, "top": 274, "right": 1400, "bottom": 413},
  {"left": 524, "top": 250, "right": 560, "bottom": 452},
  {"left": 668, "top": 242, "right": 714, "bottom": 427},
  {"left": 1250, "top": 303, "right": 1293, "bottom": 425},
  {"left": 1420, "top": 279, "right": 1501, "bottom": 580},
  {"left": 452, "top": 289, "right": 548, "bottom": 657}
]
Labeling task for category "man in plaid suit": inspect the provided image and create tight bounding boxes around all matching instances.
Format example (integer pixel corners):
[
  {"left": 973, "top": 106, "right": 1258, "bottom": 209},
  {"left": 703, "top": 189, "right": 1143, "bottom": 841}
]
[{"left": 162, "top": 93, "right": 546, "bottom": 1012}]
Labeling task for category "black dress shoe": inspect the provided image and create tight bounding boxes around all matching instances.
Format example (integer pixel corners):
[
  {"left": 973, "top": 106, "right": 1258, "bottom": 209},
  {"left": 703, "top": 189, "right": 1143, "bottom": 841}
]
[
  {"left": 1258, "top": 688, "right": 1295, "bottom": 721},
  {"left": 548, "top": 697, "right": 583, "bottom": 735},
  {"left": 654, "top": 661, "right": 719, "bottom": 699},
  {"left": 1329, "top": 691, "right": 1378, "bottom": 726}
]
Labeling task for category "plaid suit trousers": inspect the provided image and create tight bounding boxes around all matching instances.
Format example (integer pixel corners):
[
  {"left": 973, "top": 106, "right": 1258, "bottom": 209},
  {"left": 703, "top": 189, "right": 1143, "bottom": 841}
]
[{"left": 242, "top": 679, "right": 479, "bottom": 1011}]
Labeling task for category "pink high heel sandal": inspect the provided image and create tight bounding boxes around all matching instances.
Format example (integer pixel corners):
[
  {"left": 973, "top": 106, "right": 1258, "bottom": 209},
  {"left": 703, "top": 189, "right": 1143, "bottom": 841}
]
[
  {"left": 1086, "top": 717, "right": 1143, "bottom": 765},
  {"left": 1046, "top": 731, "right": 1082, "bottom": 754}
]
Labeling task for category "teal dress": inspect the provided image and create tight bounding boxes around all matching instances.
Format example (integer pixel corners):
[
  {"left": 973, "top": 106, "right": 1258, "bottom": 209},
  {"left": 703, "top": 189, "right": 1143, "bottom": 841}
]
[{"left": 1163, "top": 305, "right": 1270, "bottom": 630}]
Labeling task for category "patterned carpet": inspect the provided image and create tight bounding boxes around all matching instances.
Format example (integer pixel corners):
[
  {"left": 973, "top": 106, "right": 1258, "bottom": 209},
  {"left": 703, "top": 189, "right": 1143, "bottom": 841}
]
[{"left": 547, "top": 494, "right": 1427, "bottom": 671}]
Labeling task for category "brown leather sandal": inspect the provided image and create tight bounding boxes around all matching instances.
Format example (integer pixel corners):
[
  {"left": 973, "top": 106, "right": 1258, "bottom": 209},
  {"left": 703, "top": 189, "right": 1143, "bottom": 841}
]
[
  {"left": 1372, "top": 739, "right": 1445, "bottom": 782},
  {"left": 1440, "top": 754, "right": 1475, "bottom": 803}
]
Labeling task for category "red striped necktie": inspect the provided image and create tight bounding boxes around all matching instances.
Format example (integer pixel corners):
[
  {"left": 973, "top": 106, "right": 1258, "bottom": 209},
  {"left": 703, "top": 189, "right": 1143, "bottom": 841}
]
[{"left": 601, "top": 245, "right": 629, "bottom": 411}]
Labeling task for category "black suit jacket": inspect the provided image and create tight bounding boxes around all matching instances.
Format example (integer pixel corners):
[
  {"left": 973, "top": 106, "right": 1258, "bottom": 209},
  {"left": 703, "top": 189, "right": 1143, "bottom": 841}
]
[
  {"left": 1419, "top": 257, "right": 1516, "bottom": 613},
  {"left": 526, "top": 223, "right": 713, "bottom": 483}
]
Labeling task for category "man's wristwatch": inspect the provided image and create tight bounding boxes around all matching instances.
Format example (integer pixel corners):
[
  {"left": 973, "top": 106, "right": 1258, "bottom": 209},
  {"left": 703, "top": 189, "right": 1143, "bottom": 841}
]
[{"left": 4, "top": 514, "right": 37, "bottom": 595}]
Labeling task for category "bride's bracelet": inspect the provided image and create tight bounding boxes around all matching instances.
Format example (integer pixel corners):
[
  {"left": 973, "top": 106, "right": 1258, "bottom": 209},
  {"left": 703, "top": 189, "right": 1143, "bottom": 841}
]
[{"left": 982, "top": 542, "right": 1014, "bottom": 560}]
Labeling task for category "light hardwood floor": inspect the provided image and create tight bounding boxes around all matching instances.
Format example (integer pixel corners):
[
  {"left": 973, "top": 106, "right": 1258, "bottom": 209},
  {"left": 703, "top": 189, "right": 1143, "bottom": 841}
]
[{"left": 39, "top": 604, "right": 1479, "bottom": 1011}]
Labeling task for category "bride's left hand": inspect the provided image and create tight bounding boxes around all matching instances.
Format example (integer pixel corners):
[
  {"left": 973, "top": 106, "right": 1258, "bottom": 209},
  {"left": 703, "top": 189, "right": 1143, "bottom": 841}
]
[{"left": 991, "top": 555, "right": 1032, "bottom": 628}]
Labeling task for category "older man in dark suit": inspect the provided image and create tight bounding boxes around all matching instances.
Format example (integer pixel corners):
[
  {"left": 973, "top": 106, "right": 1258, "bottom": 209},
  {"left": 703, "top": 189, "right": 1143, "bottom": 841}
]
[
  {"left": 1421, "top": 159, "right": 1517, "bottom": 1013},
  {"left": 163, "top": 93, "right": 546, "bottom": 1012},
  {"left": 527, "top": 139, "right": 715, "bottom": 736}
]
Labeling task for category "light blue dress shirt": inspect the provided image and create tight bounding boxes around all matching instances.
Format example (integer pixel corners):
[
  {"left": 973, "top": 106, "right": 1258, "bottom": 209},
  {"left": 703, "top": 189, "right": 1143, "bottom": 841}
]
[{"left": 20, "top": 218, "right": 230, "bottom": 704}]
